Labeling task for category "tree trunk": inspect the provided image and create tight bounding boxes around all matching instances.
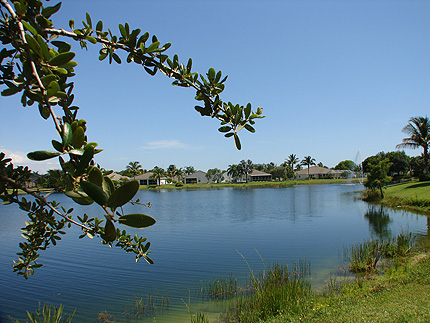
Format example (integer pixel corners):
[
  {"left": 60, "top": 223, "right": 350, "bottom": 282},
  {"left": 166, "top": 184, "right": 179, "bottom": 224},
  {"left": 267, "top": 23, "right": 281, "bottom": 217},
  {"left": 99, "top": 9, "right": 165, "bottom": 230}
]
[{"left": 379, "top": 185, "right": 384, "bottom": 199}]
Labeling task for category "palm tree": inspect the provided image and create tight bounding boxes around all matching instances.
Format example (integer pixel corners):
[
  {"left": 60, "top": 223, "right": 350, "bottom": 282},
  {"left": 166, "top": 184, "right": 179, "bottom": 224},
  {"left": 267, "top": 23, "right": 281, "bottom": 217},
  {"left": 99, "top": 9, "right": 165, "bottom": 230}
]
[
  {"left": 212, "top": 171, "right": 225, "bottom": 183},
  {"left": 301, "top": 156, "right": 316, "bottom": 180},
  {"left": 174, "top": 167, "right": 184, "bottom": 183},
  {"left": 286, "top": 154, "right": 299, "bottom": 169},
  {"left": 227, "top": 164, "right": 240, "bottom": 183},
  {"left": 239, "top": 159, "right": 254, "bottom": 183},
  {"left": 126, "top": 161, "right": 143, "bottom": 179},
  {"left": 396, "top": 116, "right": 430, "bottom": 174},
  {"left": 166, "top": 164, "right": 177, "bottom": 181},
  {"left": 150, "top": 166, "right": 165, "bottom": 186},
  {"left": 184, "top": 166, "right": 196, "bottom": 176}
]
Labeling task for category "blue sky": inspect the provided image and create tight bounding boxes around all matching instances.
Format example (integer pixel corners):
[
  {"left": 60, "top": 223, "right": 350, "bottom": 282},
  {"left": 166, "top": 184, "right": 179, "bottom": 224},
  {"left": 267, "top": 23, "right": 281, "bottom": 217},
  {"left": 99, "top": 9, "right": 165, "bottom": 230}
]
[{"left": 1, "top": 0, "right": 430, "bottom": 173}]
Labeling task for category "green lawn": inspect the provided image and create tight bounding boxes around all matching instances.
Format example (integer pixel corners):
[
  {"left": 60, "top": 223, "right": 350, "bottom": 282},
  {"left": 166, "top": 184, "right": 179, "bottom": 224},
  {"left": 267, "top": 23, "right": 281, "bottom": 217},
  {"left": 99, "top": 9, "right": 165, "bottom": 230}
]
[
  {"left": 385, "top": 181, "right": 430, "bottom": 200},
  {"left": 382, "top": 181, "right": 430, "bottom": 214}
]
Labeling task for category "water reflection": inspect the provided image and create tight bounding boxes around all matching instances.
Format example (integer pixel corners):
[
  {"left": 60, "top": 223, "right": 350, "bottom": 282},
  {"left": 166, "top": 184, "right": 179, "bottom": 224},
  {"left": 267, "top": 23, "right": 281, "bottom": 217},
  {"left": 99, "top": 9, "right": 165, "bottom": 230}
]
[
  {"left": 0, "top": 184, "right": 428, "bottom": 322},
  {"left": 364, "top": 205, "right": 392, "bottom": 239}
]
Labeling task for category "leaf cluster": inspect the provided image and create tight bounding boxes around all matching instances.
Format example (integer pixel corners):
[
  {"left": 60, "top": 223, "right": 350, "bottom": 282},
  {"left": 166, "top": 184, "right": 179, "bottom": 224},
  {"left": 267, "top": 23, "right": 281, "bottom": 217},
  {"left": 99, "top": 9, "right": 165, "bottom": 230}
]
[{"left": 0, "top": 0, "right": 263, "bottom": 276}]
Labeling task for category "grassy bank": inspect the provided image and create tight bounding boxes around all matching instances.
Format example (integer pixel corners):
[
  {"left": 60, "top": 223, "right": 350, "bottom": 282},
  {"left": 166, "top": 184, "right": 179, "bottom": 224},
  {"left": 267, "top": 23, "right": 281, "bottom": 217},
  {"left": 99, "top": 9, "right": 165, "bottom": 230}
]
[
  {"left": 139, "top": 178, "right": 363, "bottom": 191},
  {"left": 263, "top": 253, "right": 430, "bottom": 322},
  {"left": 381, "top": 181, "right": 430, "bottom": 215},
  {"left": 360, "top": 180, "right": 430, "bottom": 215},
  {"left": 193, "top": 234, "right": 429, "bottom": 323}
]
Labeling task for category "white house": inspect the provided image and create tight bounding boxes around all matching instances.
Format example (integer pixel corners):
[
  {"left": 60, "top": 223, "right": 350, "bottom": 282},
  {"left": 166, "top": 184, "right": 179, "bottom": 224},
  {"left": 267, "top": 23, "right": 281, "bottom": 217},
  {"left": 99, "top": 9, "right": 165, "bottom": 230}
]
[
  {"left": 135, "top": 172, "right": 168, "bottom": 185},
  {"left": 295, "top": 166, "right": 330, "bottom": 180},
  {"left": 184, "top": 171, "right": 209, "bottom": 184}
]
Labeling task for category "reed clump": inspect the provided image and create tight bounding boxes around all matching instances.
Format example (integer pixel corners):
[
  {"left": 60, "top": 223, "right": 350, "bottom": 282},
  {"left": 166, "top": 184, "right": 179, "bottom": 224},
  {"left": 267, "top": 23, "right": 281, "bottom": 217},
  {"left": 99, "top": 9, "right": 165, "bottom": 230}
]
[
  {"left": 344, "top": 232, "right": 416, "bottom": 273},
  {"left": 205, "top": 262, "right": 312, "bottom": 323},
  {"left": 14, "top": 303, "right": 75, "bottom": 323}
]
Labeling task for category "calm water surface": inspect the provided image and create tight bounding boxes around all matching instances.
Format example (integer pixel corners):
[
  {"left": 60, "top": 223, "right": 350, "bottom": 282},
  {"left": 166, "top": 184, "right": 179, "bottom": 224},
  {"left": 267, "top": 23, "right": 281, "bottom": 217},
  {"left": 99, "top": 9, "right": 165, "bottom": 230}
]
[{"left": 0, "top": 184, "right": 427, "bottom": 322}]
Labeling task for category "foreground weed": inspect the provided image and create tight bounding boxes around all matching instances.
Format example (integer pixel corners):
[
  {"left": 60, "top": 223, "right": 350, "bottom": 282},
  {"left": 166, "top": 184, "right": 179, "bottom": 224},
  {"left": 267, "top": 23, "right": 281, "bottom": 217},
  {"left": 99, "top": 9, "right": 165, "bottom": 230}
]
[
  {"left": 345, "top": 232, "right": 416, "bottom": 274},
  {"left": 190, "top": 311, "right": 209, "bottom": 323},
  {"left": 123, "top": 290, "right": 169, "bottom": 320},
  {"left": 223, "top": 262, "right": 312, "bottom": 323},
  {"left": 14, "top": 304, "right": 75, "bottom": 323},
  {"left": 97, "top": 311, "right": 115, "bottom": 323},
  {"left": 203, "top": 275, "right": 238, "bottom": 300}
]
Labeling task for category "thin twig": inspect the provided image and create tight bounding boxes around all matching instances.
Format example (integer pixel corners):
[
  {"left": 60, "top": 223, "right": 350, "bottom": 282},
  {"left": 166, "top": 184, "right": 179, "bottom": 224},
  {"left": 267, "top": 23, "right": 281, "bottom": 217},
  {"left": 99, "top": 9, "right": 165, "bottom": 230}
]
[
  {"left": 0, "top": 173, "right": 92, "bottom": 231},
  {"left": 0, "top": 0, "right": 62, "bottom": 134}
]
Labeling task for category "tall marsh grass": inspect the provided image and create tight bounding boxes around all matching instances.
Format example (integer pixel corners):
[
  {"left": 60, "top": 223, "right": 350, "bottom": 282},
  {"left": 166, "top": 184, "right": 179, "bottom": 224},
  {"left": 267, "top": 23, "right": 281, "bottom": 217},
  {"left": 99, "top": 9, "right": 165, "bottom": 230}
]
[
  {"left": 202, "top": 261, "right": 311, "bottom": 323},
  {"left": 344, "top": 232, "right": 416, "bottom": 273},
  {"left": 14, "top": 304, "right": 75, "bottom": 323}
]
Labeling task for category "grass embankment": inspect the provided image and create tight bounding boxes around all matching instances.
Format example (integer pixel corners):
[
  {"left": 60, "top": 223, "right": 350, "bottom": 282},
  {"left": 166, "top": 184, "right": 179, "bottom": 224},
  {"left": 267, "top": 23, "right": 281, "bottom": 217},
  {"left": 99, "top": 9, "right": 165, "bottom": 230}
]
[
  {"left": 381, "top": 181, "right": 430, "bottom": 215},
  {"left": 139, "top": 178, "right": 363, "bottom": 191},
  {"left": 199, "top": 237, "right": 430, "bottom": 323},
  {"left": 264, "top": 253, "right": 430, "bottom": 322}
]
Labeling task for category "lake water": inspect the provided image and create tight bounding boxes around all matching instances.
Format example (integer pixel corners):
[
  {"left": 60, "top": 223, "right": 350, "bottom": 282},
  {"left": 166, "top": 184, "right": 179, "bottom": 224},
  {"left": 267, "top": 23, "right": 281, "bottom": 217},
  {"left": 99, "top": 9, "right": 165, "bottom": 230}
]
[{"left": 0, "top": 184, "right": 428, "bottom": 322}]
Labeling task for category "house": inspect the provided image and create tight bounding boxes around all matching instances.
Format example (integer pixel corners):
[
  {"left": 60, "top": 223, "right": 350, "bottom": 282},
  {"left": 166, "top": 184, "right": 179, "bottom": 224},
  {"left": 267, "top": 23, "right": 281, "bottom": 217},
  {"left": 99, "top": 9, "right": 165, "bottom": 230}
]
[
  {"left": 107, "top": 172, "right": 130, "bottom": 182},
  {"left": 184, "top": 171, "right": 209, "bottom": 184},
  {"left": 327, "top": 169, "right": 356, "bottom": 179},
  {"left": 295, "top": 166, "right": 330, "bottom": 180},
  {"left": 247, "top": 170, "right": 272, "bottom": 182},
  {"left": 135, "top": 172, "right": 168, "bottom": 185}
]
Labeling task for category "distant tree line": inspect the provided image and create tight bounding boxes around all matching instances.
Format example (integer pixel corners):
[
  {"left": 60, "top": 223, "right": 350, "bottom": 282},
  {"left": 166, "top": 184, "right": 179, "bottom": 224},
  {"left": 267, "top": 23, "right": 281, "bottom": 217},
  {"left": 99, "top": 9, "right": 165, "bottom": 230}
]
[{"left": 39, "top": 114, "right": 430, "bottom": 189}]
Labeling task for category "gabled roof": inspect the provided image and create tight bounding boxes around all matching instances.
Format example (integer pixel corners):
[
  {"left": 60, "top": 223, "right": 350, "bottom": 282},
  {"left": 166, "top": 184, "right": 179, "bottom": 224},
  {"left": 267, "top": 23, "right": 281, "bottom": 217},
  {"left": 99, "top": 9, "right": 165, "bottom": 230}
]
[
  {"left": 184, "top": 170, "right": 206, "bottom": 178},
  {"left": 295, "top": 166, "right": 330, "bottom": 175},
  {"left": 135, "top": 172, "right": 154, "bottom": 180},
  {"left": 250, "top": 170, "right": 271, "bottom": 176},
  {"left": 107, "top": 172, "right": 130, "bottom": 181}
]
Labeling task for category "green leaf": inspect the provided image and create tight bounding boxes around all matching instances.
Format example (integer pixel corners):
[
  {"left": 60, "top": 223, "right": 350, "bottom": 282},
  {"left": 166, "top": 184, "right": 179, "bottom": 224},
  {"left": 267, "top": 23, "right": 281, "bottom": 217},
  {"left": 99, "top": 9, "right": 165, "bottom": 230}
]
[
  {"left": 106, "top": 180, "right": 139, "bottom": 208},
  {"left": 39, "top": 105, "right": 50, "bottom": 119},
  {"left": 65, "top": 190, "right": 94, "bottom": 205},
  {"left": 145, "top": 41, "right": 160, "bottom": 54},
  {"left": 96, "top": 20, "right": 103, "bottom": 32},
  {"left": 86, "top": 12, "right": 92, "bottom": 29},
  {"left": 234, "top": 134, "right": 241, "bottom": 150},
  {"left": 51, "top": 41, "right": 72, "bottom": 53},
  {"left": 75, "top": 146, "right": 94, "bottom": 176},
  {"left": 102, "top": 176, "right": 115, "bottom": 197},
  {"left": 118, "top": 213, "right": 156, "bottom": 228},
  {"left": 72, "top": 126, "right": 85, "bottom": 148},
  {"left": 62, "top": 123, "right": 72, "bottom": 146},
  {"left": 54, "top": 67, "right": 68, "bottom": 74},
  {"left": 27, "top": 150, "right": 60, "bottom": 161},
  {"left": 51, "top": 140, "right": 63, "bottom": 152},
  {"left": 40, "top": 75, "right": 57, "bottom": 88},
  {"left": 80, "top": 180, "right": 108, "bottom": 206},
  {"left": 36, "top": 34, "right": 51, "bottom": 60},
  {"left": 101, "top": 219, "right": 116, "bottom": 242},
  {"left": 25, "top": 34, "right": 42, "bottom": 57},
  {"left": 69, "top": 149, "right": 84, "bottom": 156},
  {"left": 1, "top": 87, "right": 20, "bottom": 96},
  {"left": 88, "top": 166, "right": 103, "bottom": 187},
  {"left": 21, "top": 21, "right": 37, "bottom": 36},
  {"left": 244, "top": 124, "right": 255, "bottom": 133},
  {"left": 86, "top": 36, "right": 97, "bottom": 44},
  {"left": 119, "top": 24, "right": 127, "bottom": 38},
  {"left": 186, "top": 58, "right": 192, "bottom": 72},
  {"left": 112, "top": 53, "right": 121, "bottom": 64},
  {"left": 244, "top": 103, "right": 251, "bottom": 119},
  {"left": 49, "top": 52, "right": 75, "bottom": 66},
  {"left": 13, "top": 1, "right": 24, "bottom": 15},
  {"left": 41, "top": 2, "right": 61, "bottom": 18},
  {"left": 218, "top": 126, "right": 231, "bottom": 133},
  {"left": 46, "top": 80, "right": 60, "bottom": 98},
  {"left": 208, "top": 68, "right": 215, "bottom": 81}
]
